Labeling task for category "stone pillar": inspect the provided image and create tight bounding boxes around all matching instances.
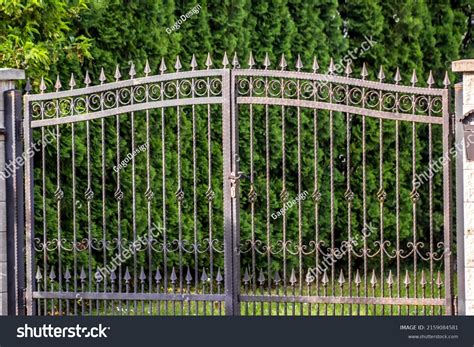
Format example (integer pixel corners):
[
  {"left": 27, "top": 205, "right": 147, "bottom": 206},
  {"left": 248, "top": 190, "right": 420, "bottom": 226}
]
[
  {"left": 453, "top": 59, "right": 474, "bottom": 315},
  {"left": 0, "top": 68, "right": 25, "bottom": 315}
]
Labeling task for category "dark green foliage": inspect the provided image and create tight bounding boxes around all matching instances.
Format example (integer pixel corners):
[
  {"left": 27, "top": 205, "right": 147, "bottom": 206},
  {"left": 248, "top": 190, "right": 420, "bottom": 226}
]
[{"left": 3, "top": 0, "right": 471, "bottom": 276}]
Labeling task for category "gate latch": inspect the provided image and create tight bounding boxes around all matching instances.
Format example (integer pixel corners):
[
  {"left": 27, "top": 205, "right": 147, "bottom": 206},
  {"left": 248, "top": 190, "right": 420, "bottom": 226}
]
[{"left": 228, "top": 171, "right": 250, "bottom": 198}]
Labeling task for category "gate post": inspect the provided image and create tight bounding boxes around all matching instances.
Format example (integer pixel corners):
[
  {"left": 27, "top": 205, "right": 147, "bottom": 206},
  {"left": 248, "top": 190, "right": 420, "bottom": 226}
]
[
  {"left": 0, "top": 68, "right": 25, "bottom": 316},
  {"left": 453, "top": 59, "right": 474, "bottom": 315},
  {"left": 222, "top": 68, "right": 241, "bottom": 315}
]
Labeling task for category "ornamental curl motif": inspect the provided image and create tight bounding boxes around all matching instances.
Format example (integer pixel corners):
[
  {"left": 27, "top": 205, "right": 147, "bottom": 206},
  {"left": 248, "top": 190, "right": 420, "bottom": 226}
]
[
  {"left": 30, "top": 76, "right": 223, "bottom": 119},
  {"left": 236, "top": 76, "right": 445, "bottom": 117}
]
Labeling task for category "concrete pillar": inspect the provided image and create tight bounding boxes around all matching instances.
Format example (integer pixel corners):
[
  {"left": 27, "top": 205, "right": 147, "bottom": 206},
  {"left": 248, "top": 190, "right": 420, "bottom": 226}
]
[
  {"left": 453, "top": 59, "right": 474, "bottom": 315},
  {"left": 0, "top": 68, "right": 25, "bottom": 315}
]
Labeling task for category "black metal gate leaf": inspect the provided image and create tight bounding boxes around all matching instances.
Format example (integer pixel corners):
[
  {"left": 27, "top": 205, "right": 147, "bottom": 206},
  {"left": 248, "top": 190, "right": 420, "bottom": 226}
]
[{"left": 10, "top": 53, "right": 453, "bottom": 316}]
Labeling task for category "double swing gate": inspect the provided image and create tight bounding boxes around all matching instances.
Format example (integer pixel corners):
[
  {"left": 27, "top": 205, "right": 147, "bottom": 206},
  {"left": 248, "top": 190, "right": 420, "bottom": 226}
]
[{"left": 5, "top": 52, "right": 455, "bottom": 316}]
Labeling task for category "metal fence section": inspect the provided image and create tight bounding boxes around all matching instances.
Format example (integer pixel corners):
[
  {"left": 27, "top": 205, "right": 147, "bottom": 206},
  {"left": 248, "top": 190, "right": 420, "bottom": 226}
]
[{"left": 17, "top": 52, "right": 454, "bottom": 316}]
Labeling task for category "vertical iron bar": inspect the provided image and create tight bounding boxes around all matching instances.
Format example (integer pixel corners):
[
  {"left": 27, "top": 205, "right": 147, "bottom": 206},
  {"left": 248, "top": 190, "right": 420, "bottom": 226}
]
[
  {"left": 313, "top": 83, "right": 320, "bottom": 316},
  {"left": 23, "top": 94, "right": 35, "bottom": 315}
]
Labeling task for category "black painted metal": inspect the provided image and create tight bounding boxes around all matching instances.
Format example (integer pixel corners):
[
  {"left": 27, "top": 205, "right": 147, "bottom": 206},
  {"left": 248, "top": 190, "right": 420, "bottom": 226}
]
[
  {"left": 12, "top": 54, "right": 456, "bottom": 316},
  {"left": 4, "top": 89, "right": 25, "bottom": 315}
]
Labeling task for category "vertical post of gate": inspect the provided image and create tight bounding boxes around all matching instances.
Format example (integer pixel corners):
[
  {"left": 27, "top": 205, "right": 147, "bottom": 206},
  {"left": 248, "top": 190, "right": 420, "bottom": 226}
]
[
  {"left": 453, "top": 59, "right": 474, "bottom": 315},
  {"left": 0, "top": 68, "right": 25, "bottom": 316},
  {"left": 4, "top": 89, "right": 25, "bottom": 315},
  {"left": 455, "top": 82, "right": 466, "bottom": 315},
  {"left": 222, "top": 67, "right": 241, "bottom": 315}
]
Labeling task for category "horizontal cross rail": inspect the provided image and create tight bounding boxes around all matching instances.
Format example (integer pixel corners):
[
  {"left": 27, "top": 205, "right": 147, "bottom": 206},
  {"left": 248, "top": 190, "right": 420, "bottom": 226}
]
[
  {"left": 233, "top": 69, "right": 447, "bottom": 97},
  {"left": 237, "top": 97, "right": 445, "bottom": 124},
  {"left": 33, "top": 291, "right": 225, "bottom": 302},
  {"left": 240, "top": 295, "right": 445, "bottom": 306},
  {"left": 30, "top": 97, "right": 223, "bottom": 128},
  {"left": 25, "top": 69, "right": 226, "bottom": 102}
]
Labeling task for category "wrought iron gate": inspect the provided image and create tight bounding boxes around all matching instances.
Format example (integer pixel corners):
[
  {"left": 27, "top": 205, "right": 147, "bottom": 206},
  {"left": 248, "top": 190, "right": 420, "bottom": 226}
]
[{"left": 11, "top": 53, "right": 454, "bottom": 316}]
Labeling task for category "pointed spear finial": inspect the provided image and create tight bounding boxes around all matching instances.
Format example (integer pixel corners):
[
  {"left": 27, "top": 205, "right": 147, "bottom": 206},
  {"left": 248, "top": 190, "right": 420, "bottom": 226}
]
[
  {"left": 114, "top": 65, "right": 121, "bottom": 81},
  {"left": 35, "top": 266, "right": 42, "bottom": 281},
  {"left": 338, "top": 269, "right": 345, "bottom": 287},
  {"left": 185, "top": 266, "right": 192, "bottom": 284},
  {"left": 394, "top": 67, "right": 402, "bottom": 84},
  {"left": 39, "top": 77, "right": 46, "bottom": 93},
  {"left": 49, "top": 266, "right": 56, "bottom": 281},
  {"left": 296, "top": 54, "right": 303, "bottom": 72},
  {"left": 79, "top": 266, "right": 86, "bottom": 281},
  {"left": 99, "top": 68, "right": 106, "bottom": 84},
  {"left": 289, "top": 268, "right": 297, "bottom": 285},
  {"left": 243, "top": 268, "right": 250, "bottom": 284},
  {"left": 190, "top": 54, "right": 198, "bottom": 71},
  {"left": 321, "top": 270, "right": 329, "bottom": 286},
  {"left": 377, "top": 66, "right": 385, "bottom": 82},
  {"left": 387, "top": 270, "right": 394, "bottom": 287},
  {"left": 124, "top": 267, "right": 131, "bottom": 282},
  {"left": 345, "top": 61, "right": 352, "bottom": 77},
  {"left": 139, "top": 267, "right": 146, "bottom": 282},
  {"left": 404, "top": 269, "right": 411, "bottom": 287},
  {"left": 201, "top": 267, "right": 208, "bottom": 282},
  {"left": 128, "top": 62, "right": 136, "bottom": 79},
  {"left": 69, "top": 73, "right": 76, "bottom": 90},
  {"left": 312, "top": 57, "right": 319, "bottom": 73},
  {"left": 222, "top": 51, "right": 229, "bottom": 68},
  {"left": 216, "top": 268, "right": 223, "bottom": 283},
  {"left": 370, "top": 269, "right": 377, "bottom": 287},
  {"left": 205, "top": 53, "right": 213, "bottom": 69},
  {"left": 427, "top": 70, "right": 434, "bottom": 87},
  {"left": 258, "top": 268, "right": 265, "bottom": 285},
  {"left": 279, "top": 53, "right": 287, "bottom": 71},
  {"left": 80, "top": 266, "right": 86, "bottom": 281},
  {"left": 248, "top": 51, "right": 255, "bottom": 69},
  {"left": 263, "top": 52, "right": 270, "bottom": 70},
  {"left": 420, "top": 269, "right": 427, "bottom": 287},
  {"left": 110, "top": 270, "right": 116, "bottom": 282},
  {"left": 170, "top": 267, "right": 177, "bottom": 283},
  {"left": 155, "top": 267, "right": 162, "bottom": 283},
  {"left": 159, "top": 57, "right": 167, "bottom": 74},
  {"left": 174, "top": 55, "right": 182, "bottom": 72},
  {"left": 84, "top": 70, "right": 91, "bottom": 87},
  {"left": 360, "top": 63, "right": 368, "bottom": 79},
  {"left": 354, "top": 269, "right": 361, "bottom": 285},
  {"left": 232, "top": 52, "right": 240, "bottom": 69},
  {"left": 274, "top": 271, "right": 281, "bottom": 285},
  {"left": 328, "top": 58, "right": 335, "bottom": 74},
  {"left": 443, "top": 71, "right": 450, "bottom": 88},
  {"left": 410, "top": 69, "right": 418, "bottom": 86},
  {"left": 25, "top": 77, "right": 32, "bottom": 94},
  {"left": 144, "top": 59, "right": 151, "bottom": 76},
  {"left": 54, "top": 75, "right": 62, "bottom": 92},
  {"left": 436, "top": 270, "right": 443, "bottom": 287}
]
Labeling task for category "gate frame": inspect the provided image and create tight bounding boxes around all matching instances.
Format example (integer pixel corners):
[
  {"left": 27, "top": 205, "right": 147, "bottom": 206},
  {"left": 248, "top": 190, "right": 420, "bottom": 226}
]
[{"left": 8, "top": 59, "right": 457, "bottom": 316}]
